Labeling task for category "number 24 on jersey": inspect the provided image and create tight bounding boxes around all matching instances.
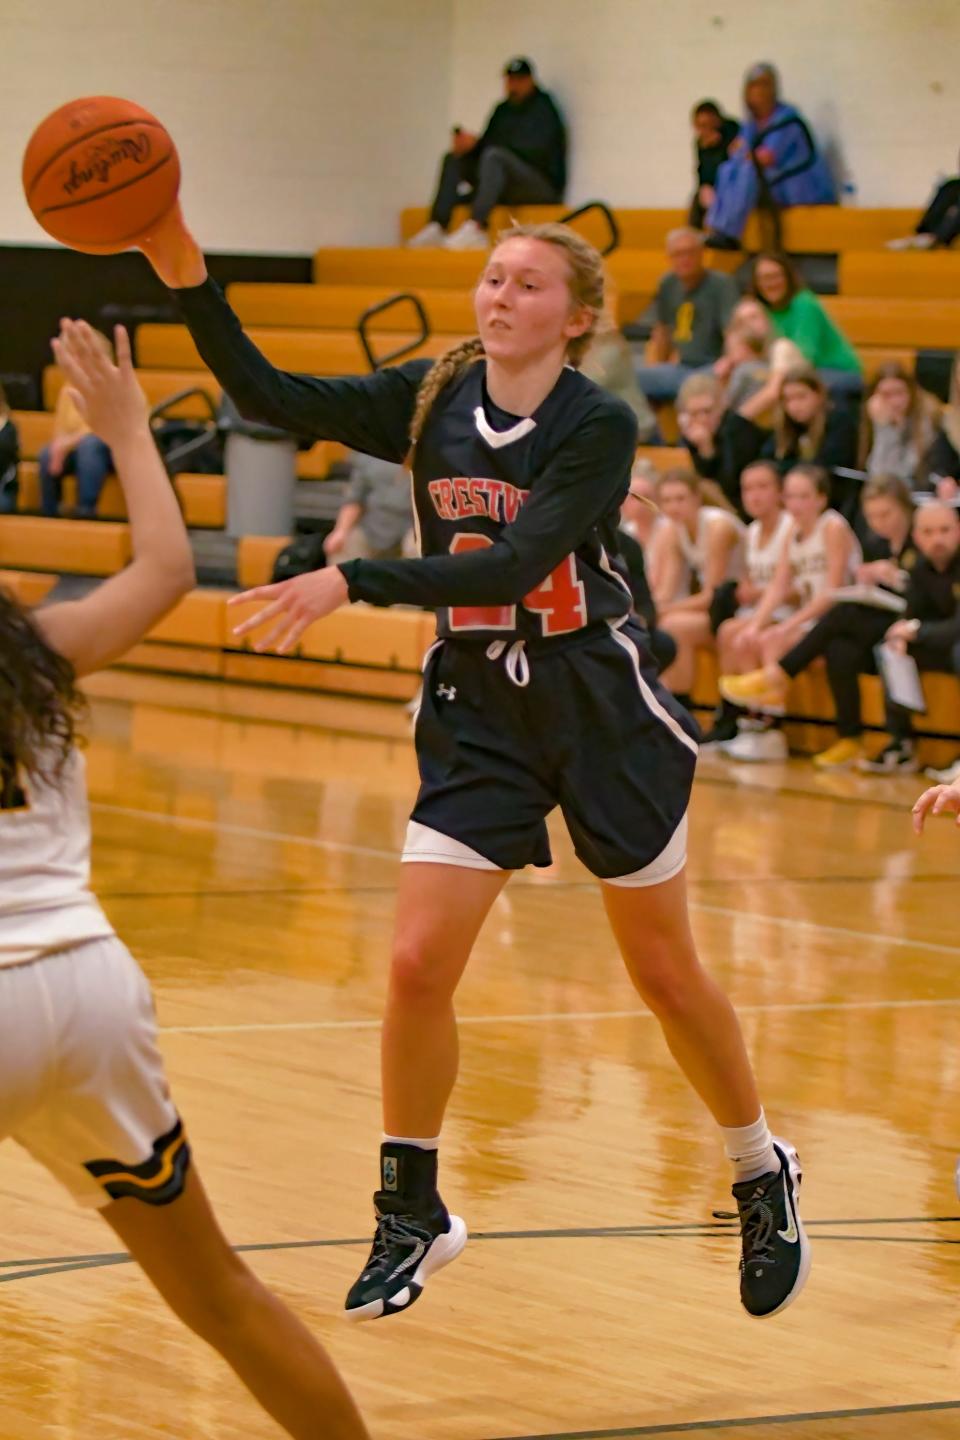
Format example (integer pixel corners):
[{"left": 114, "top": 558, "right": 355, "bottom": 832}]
[{"left": 447, "top": 532, "right": 588, "bottom": 636}]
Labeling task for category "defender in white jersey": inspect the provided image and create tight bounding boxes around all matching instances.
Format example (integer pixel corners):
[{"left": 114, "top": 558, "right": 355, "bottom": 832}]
[{"left": 0, "top": 322, "right": 367, "bottom": 1440}]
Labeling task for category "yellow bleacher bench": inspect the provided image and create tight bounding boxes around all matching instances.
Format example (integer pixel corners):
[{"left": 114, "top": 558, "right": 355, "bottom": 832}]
[
  {"left": 226, "top": 283, "right": 478, "bottom": 334},
  {"left": 0, "top": 515, "right": 130, "bottom": 576},
  {"left": 43, "top": 366, "right": 221, "bottom": 417},
  {"left": 822, "top": 297, "right": 960, "bottom": 350},
  {"left": 839, "top": 251, "right": 960, "bottom": 301},
  {"left": 0, "top": 568, "right": 58, "bottom": 606}
]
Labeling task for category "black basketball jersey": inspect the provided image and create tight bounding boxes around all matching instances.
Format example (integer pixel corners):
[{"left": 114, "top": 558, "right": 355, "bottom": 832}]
[{"left": 178, "top": 279, "right": 639, "bottom": 644}]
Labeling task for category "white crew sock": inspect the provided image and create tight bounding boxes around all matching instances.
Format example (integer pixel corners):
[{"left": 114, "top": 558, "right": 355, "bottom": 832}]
[
  {"left": 382, "top": 1133, "right": 440, "bottom": 1151},
  {"left": 722, "top": 1111, "right": 780, "bottom": 1183}
]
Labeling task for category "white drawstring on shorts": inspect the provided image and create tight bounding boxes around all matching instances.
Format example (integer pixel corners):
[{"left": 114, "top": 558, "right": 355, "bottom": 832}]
[{"left": 485, "top": 638, "right": 530, "bottom": 688}]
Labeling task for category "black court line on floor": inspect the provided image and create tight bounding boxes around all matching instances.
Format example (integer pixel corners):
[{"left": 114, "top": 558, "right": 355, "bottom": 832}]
[
  {"left": 2, "top": 1213, "right": 957, "bottom": 1286},
  {"left": 482, "top": 1397, "right": 960, "bottom": 1439}
]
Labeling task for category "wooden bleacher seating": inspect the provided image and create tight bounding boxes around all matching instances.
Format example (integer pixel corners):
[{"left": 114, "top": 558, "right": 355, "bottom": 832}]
[
  {"left": 0, "top": 568, "right": 58, "bottom": 606},
  {"left": 399, "top": 204, "right": 923, "bottom": 254},
  {"left": 839, "top": 251, "right": 960, "bottom": 300},
  {"left": 0, "top": 515, "right": 130, "bottom": 577},
  {"left": 43, "top": 366, "right": 221, "bottom": 416},
  {"left": 822, "top": 296, "right": 960, "bottom": 350},
  {"left": 227, "top": 283, "right": 478, "bottom": 332},
  {"left": 136, "top": 324, "right": 466, "bottom": 375}
]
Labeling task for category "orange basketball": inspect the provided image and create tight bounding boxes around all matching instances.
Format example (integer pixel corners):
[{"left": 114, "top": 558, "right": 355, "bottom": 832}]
[{"left": 23, "top": 96, "right": 180, "bottom": 255}]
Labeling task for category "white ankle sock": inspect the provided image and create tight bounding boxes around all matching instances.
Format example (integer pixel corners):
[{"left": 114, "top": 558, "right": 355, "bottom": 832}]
[
  {"left": 382, "top": 1133, "right": 440, "bottom": 1151},
  {"left": 722, "top": 1112, "right": 779, "bottom": 1182}
]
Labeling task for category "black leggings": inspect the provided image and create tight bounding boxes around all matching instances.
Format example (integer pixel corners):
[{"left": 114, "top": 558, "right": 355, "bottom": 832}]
[
  {"left": 779, "top": 603, "right": 960, "bottom": 738},
  {"left": 778, "top": 603, "right": 892, "bottom": 737}
]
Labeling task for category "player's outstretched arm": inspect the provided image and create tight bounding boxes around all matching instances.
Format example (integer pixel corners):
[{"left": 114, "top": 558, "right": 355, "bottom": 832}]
[
  {"left": 37, "top": 322, "right": 195, "bottom": 677},
  {"left": 912, "top": 780, "right": 960, "bottom": 834},
  {"left": 135, "top": 205, "right": 421, "bottom": 460}
]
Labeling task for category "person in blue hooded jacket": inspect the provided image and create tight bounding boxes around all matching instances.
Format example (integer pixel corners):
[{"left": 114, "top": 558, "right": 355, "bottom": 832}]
[{"left": 705, "top": 64, "right": 836, "bottom": 250}]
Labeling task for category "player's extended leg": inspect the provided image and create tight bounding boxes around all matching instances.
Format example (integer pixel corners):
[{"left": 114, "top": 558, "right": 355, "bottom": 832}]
[
  {"left": 102, "top": 1168, "right": 369, "bottom": 1440},
  {"left": 602, "top": 869, "right": 810, "bottom": 1319},
  {"left": 345, "top": 860, "right": 509, "bottom": 1321}
]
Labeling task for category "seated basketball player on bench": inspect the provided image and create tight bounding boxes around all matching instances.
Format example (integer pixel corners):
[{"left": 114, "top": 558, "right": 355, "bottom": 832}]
[
  {"left": 716, "top": 476, "right": 916, "bottom": 768},
  {"left": 407, "top": 57, "right": 566, "bottom": 252}
]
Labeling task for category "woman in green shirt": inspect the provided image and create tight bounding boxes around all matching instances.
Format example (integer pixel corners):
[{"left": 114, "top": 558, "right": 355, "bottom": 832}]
[{"left": 749, "top": 253, "right": 862, "bottom": 396}]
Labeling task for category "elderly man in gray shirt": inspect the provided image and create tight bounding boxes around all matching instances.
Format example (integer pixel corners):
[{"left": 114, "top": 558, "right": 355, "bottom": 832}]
[
  {"left": 636, "top": 227, "right": 739, "bottom": 405},
  {"left": 323, "top": 452, "right": 416, "bottom": 562}
]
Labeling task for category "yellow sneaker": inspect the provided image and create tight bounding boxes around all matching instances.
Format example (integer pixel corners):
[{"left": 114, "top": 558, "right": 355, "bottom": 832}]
[
  {"left": 813, "top": 737, "right": 865, "bottom": 770},
  {"left": 718, "top": 669, "right": 786, "bottom": 713}
]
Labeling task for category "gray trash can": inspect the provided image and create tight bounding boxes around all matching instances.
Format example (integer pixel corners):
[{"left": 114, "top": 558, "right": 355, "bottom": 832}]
[{"left": 221, "top": 399, "right": 298, "bottom": 539}]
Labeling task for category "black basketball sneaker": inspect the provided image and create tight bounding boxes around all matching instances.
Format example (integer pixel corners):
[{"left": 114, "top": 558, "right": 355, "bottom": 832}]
[
  {"left": 730, "top": 1138, "right": 810, "bottom": 1319},
  {"left": 344, "top": 1143, "right": 467, "bottom": 1322}
]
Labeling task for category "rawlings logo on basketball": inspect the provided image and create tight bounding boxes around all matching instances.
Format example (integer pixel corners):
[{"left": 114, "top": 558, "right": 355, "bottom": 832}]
[{"left": 62, "top": 133, "right": 153, "bottom": 196}]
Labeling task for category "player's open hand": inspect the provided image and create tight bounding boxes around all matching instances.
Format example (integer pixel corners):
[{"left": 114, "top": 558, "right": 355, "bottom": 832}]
[
  {"left": 228, "top": 566, "right": 350, "bottom": 653},
  {"left": 51, "top": 321, "right": 146, "bottom": 449},
  {"left": 912, "top": 780, "right": 960, "bottom": 834}
]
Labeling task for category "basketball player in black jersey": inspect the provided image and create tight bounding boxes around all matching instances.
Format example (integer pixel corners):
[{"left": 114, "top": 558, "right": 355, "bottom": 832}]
[{"left": 140, "top": 211, "right": 810, "bottom": 1324}]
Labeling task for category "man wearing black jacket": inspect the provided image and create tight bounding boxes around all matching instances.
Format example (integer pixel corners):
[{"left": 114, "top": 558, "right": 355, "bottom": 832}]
[
  {"left": 860, "top": 502, "right": 960, "bottom": 774},
  {"left": 408, "top": 58, "right": 566, "bottom": 251}
]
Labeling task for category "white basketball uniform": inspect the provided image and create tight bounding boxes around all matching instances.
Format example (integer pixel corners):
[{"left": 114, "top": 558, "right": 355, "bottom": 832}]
[
  {"left": 737, "top": 510, "right": 795, "bottom": 621},
  {"left": 674, "top": 506, "right": 746, "bottom": 598},
  {"left": 788, "top": 511, "right": 862, "bottom": 611},
  {"left": 0, "top": 750, "right": 185, "bottom": 1208}
]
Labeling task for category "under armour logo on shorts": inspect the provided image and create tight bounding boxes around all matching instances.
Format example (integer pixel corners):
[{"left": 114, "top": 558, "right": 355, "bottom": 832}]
[{"left": 436, "top": 683, "right": 457, "bottom": 701}]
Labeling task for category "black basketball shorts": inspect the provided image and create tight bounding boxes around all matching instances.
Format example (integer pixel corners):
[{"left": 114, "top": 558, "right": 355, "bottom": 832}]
[{"left": 406, "top": 621, "right": 699, "bottom": 882}]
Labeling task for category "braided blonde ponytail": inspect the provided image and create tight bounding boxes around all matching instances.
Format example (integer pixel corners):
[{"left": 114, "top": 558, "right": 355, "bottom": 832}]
[
  {"left": 408, "top": 221, "right": 607, "bottom": 453},
  {"left": 409, "top": 336, "right": 485, "bottom": 447}
]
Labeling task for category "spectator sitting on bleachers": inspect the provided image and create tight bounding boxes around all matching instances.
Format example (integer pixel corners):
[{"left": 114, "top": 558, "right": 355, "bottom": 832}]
[
  {"left": 322, "top": 452, "right": 416, "bottom": 563},
  {"left": 859, "top": 501, "right": 960, "bottom": 775},
  {"left": 717, "top": 462, "right": 861, "bottom": 761},
  {"left": 653, "top": 468, "right": 745, "bottom": 711},
  {"left": 407, "top": 58, "right": 566, "bottom": 252},
  {"left": 860, "top": 363, "right": 943, "bottom": 489},
  {"left": 749, "top": 253, "right": 862, "bottom": 396},
  {"left": 704, "top": 63, "right": 836, "bottom": 250},
  {"left": 0, "top": 385, "right": 19, "bottom": 516},
  {"left": 888, "top": 148, "right": 960, "bottom": 250},
  {"left": 635, "top": 228, "right": 739, "bottom": 403},
  {"left": 689, "top": 100, "right": 740, "bottom": 230},
  {"left": 702, "top": 459, "right": 791, "bottom": 746},
  {"left": 676, "top": 372, "right": 768, "bottom": 515},
  {"left": 928, "top": 356, "right": 960, "bottom": 495},
  {"left": 714, "top": 297, "right": 805, "bottom": 394},
  {"left": 717, "top": 475, "right": 916, "bottom": 769},
  {"left": 764, "top": 366, "right": 860, "bottom": 523},
  {"left": 580, "top": 321, "right": 658, "bottom": 442},
  {"left": 39, "top": 330, "right": 115, "bottom": 518}
]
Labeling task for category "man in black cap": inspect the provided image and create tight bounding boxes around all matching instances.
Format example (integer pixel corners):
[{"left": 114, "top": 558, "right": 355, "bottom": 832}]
[{"left": 408, "top": 58, "right": 567, "bottom": 250}]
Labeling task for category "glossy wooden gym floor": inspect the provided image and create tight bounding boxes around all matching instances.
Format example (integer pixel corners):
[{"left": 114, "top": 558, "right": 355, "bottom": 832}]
[{"left": 3, "top": 670, "right": 959, "bottom": 1440}]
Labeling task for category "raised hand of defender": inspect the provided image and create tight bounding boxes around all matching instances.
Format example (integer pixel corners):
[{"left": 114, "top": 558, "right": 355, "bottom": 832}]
[
  {"left": 228, "top": 567, "right": 350, "bottom": 653},
  {"left": 912, "top": 780, "right": 960, "bottom": 834},
  {"left": 51, "top": 322, "right": 146, "bottom": 450}
]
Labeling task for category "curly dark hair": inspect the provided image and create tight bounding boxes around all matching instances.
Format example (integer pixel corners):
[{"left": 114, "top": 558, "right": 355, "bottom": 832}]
[{"left": 0, "top": 588, "right": 84, "bottom": 802}]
